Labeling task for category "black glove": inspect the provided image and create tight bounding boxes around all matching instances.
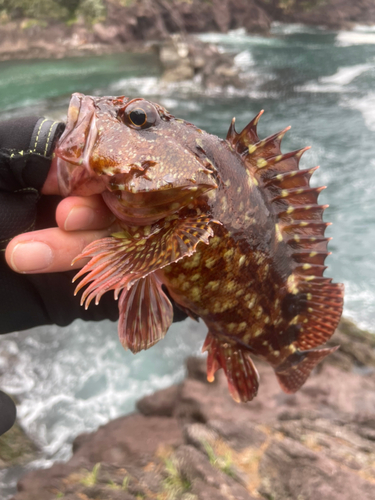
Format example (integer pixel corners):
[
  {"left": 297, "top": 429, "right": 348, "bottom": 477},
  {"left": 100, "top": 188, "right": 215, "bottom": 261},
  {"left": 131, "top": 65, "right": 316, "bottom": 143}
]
[{"left": 0, "top": 116, "right": 187, "bottom": 435}]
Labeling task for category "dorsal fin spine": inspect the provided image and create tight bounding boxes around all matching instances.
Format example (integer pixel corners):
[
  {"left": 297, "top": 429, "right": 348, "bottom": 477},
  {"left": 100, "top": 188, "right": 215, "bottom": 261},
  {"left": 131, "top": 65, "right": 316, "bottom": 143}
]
[
  {"left": 226, "top": 117, "right": 237, "bottom": 143},
  {"left": 247, "top": 126, "right": 291, "bottom": 156},
  {"left": 265, "top": 166, "right": 319, "bottom": 186}
]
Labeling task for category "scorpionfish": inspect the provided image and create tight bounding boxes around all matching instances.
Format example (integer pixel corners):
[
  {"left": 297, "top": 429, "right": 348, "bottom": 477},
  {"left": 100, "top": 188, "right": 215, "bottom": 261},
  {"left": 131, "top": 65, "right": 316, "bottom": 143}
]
[{"left": 55, "top": 93, "right": 344, "bottom": 403}]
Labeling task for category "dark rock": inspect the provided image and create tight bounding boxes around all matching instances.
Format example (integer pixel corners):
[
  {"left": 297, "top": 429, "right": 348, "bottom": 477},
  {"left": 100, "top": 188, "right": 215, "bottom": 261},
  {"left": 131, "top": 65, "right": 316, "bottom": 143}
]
[
  {"left": 208, "top": 419, "right": 268, "bottom": 451},
  {"left": 183, "top": 422, "right": 219, "bottom": 453},
  {"left": 325, "top": 318, "right": 375, "bottom": 371},
  {"left": 259, "top": 437, "right": 375, "bottom": 500},
  {"left": 69, "top": 414, "right": 183, "bottom": 467},
  {"left": 17, "top": 462, "right": 77, "bottom": 494},
  {"left": 10, "top": 319, "right": 375, "bottom": 499},
  {"left": 157, "top": 34, "right": 244, "bottom": 88},
  {"left": 262, "top": 0, "right": 375, "bottom": 30},
  {"left": 173, "top": 445, "right": 251, "bottom": 499},
  {"left": 186, "top": 356, "right": 210, "bottom": 383},
  {"left": 136, "top": 384, "right": 180, "bottom": 417}
]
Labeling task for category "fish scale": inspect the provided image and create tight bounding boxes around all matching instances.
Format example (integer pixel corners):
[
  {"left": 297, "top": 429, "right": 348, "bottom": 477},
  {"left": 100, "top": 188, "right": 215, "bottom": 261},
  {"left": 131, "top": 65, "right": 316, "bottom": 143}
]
[{"left": 55, "top": 92, "right": 344, "bottom": 403}]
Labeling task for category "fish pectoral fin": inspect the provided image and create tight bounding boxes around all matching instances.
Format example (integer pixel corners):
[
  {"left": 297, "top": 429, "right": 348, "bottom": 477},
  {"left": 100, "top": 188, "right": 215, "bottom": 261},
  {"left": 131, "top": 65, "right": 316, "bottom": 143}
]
[
  {"left": 202, "top": 332, "right": 259, "bottom": 403},
  {"left": 118, "top": 273, "right": 173, "bottom": 353},
  {"left": 275, "top": 346, "right": 339, "bottom": 394},
  {"left": 72, "top": 215, "right": 216, "bottom": 309}
]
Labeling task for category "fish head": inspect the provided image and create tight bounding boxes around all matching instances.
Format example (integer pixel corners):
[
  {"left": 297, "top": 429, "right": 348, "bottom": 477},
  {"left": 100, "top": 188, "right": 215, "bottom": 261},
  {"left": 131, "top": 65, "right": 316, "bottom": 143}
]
[{"left": 55, "top": 93, "right": 218, "bottom": 224}]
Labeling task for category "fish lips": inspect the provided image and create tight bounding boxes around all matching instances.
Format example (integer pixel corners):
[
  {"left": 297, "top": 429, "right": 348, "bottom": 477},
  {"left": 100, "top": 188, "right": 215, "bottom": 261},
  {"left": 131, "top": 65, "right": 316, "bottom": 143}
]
[{"left": 55, "top": 93, "right": 104, "bottom": 196}]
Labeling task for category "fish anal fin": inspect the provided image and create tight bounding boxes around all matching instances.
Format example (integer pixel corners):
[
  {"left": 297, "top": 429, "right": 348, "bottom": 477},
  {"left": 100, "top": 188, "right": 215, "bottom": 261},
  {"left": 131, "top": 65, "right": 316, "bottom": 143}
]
[
  {"left": 118, "top": 273, "right": 173, "bottom": 353},
  {"left": 202, "top": 332, "right": 259, "bottom": 403},
  {"left": 275, "top": 346, "right": 339, "bottom": 394}
]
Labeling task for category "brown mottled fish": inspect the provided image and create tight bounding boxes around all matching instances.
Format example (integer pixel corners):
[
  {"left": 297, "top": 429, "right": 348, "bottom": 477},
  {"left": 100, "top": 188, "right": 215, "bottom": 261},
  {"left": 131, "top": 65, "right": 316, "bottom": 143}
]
[{"left": 55, "top": 93, "right": 344, "bottom": 403}]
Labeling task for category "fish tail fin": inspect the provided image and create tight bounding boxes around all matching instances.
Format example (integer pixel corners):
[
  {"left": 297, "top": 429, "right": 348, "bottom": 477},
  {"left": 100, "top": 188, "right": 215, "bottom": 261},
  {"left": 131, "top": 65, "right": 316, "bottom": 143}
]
[
  {"left": 202, "top": 332, "right": 259, "bottom": 403},
  {"left": 275, "top": 346, "right": 339, "bottom": 394}
]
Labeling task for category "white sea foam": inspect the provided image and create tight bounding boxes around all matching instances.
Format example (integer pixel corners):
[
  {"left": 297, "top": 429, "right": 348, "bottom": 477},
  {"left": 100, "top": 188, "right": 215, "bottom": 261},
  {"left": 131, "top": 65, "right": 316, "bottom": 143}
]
[
  {"left": 0, "top": 318, "right": 207, "bottom": 463},
  {"left": 341, "top": 92, "right": 375, "bottom": 131},
  {"left": 234, "top": 50, "right": 254, "bottom": 69},
  {"left": 271, "top": 22, "right": 327, "bottom": 35},
  {"left": 336, "top": 31, "right": 375, "bottom": 46},
  {"left": 320, "top": 64, "right": 373, "bottom": 85},
  {"left": 297, "top": 63, "right": 373, "bottom": 93}
]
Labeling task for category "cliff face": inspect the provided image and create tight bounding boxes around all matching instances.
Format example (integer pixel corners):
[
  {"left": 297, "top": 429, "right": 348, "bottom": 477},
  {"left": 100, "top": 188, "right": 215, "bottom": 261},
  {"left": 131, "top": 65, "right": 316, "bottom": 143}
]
[
  {"left": 259, "top": 0, "right": 375, "bottom": 30},
  {"left": 10, "top": 318, "right": 375, "bottom": 500},
  {"left": 1, "top": 0, "right": 375, "bottom": 61}
]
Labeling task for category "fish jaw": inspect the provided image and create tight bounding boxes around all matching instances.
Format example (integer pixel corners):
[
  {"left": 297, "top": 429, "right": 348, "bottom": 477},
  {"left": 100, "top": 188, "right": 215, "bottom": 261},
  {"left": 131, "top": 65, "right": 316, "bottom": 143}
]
[
  {"left": 55, "top": 93, "right": 107, "bottom": 196},
  {"left": 102, "top": 184, "right": 215, "bottom": 225}
]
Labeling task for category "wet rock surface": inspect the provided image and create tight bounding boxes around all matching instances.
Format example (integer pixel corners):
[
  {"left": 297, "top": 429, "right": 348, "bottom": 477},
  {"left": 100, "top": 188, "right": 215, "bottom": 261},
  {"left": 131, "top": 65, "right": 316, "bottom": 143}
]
[
  {"left": 9, "top": 318, "right": 375, "bottom": 499},
  {"left": 157, "top": 35, "right": 245, "bottom": 88}
]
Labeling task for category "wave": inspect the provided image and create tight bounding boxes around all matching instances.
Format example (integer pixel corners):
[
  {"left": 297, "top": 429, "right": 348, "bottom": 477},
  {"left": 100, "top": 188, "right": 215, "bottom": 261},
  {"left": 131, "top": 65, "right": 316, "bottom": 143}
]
[
  {"left": 297, "top": 63, "right": 373, "bottom": 93},
  {"left": 340, "top": 92, "right": 375, "bottom": 132},
  {"left": 336, "top": 30, "right": 375, "bottom": 46},
  {"left": 0, "top": 319, "right": 207, "bottom": 463}
]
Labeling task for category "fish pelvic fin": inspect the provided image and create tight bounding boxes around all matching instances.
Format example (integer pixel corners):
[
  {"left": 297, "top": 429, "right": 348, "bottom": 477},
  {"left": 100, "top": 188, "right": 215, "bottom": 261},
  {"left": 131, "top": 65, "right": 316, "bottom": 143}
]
[
  {"left": 275, "top": 346, "right": 339, "bottom": 394},
  {"left": 118, "top": 273, "right": 173, "bottom": 353},
  {"left": 202, "top": 332, "right": 259, "bottom": 403}
]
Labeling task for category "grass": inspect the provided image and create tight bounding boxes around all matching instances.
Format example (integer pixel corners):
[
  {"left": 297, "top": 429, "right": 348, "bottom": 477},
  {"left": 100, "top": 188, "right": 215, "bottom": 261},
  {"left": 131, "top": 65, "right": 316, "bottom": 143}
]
[
  {"left": 203, "top": 441, "right": 236, "bottom": 478},
  {"left": 80, "top": 463, "right": 101, "bottom": 487},
  {"left": 162, "top": 457, "right": 192, "bottom": 500}
]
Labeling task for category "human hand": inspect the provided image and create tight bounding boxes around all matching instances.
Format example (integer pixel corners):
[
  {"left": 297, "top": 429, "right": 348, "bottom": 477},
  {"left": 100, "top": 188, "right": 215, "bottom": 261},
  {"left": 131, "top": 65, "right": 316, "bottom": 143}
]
[{"left": 5, "top": 158, "right": 117, "bottom": 274}]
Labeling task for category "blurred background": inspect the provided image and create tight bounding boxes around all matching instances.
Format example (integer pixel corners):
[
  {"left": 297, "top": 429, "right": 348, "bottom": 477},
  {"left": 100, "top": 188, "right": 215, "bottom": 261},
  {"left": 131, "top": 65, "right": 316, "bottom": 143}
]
[{"left": 1, "top": 0, "right": 375, "bottom": 498}]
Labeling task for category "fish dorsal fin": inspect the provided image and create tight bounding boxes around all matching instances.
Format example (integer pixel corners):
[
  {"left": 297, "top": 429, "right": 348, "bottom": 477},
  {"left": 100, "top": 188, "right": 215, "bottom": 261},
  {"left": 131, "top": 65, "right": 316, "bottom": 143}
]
[{"left": 227, "top": 113, "right": 344, "bottom": 352}]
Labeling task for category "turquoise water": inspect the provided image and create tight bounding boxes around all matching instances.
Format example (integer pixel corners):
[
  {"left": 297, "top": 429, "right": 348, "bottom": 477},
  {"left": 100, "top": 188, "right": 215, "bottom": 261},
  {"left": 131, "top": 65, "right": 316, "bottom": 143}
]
[{"left": 1, "top": 23, "right": 375, "bottom": 495}]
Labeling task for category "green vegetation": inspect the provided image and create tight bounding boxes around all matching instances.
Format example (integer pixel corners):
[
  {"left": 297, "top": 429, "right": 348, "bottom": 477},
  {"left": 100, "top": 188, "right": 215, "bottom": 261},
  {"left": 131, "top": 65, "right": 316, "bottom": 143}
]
[
  {"left": 0, "top": 0, "right": 106, "bottom": 24},
  {"left": 0, "top": 421, "right": 37, "bottom": 467},
  {"left": 0, "top": 0, "right": 326, "bottom": 26},
  {"left": 203, "top": 441, "right": 236, "bottom": 478},
  {"left": 80, "top": 462, "right": 101, "bottom": 486},
  {"left": 162, "top": 457, "right": 193, "bottom": 500},
  {"left": 122, "top": 475, "right": 130, "bottom": 491},
  {"left": 260, "top": 0, "right": 326, "bottom": 13}
]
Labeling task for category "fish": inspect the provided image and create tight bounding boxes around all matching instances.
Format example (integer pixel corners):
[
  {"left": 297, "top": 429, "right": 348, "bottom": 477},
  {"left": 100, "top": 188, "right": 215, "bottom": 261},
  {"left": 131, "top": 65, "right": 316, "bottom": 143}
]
[{"left": 55, "top": 92, "right": 344, "bottom": 403}]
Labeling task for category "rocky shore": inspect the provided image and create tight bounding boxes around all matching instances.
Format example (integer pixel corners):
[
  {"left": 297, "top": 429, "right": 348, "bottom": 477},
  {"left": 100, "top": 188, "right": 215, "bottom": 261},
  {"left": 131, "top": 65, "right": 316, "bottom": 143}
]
[
  {"left": 3, "top": 317, "right": 375, "bottom": 500},
  {"left": 1, "top": 0, "right": 375, "bottom": 62}
]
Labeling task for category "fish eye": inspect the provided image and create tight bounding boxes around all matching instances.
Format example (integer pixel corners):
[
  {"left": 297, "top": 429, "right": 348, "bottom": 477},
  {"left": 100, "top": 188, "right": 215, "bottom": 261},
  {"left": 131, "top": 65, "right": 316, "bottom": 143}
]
[
  {"left": 122, "top": 99, "right": 158, "bottom": 130},
  {"left": 129, "top": 109, "right": 147, "bottom": 127}
]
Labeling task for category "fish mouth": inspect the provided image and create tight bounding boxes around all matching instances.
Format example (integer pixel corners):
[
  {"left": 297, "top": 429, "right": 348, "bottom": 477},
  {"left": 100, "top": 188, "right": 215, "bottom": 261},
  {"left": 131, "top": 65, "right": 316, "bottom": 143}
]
[
  {"left": 55, "top": 93, "right": 105, "bottom": 196},
  {"left": 102, "top": 183, "right": 215, "bottom": 225}
]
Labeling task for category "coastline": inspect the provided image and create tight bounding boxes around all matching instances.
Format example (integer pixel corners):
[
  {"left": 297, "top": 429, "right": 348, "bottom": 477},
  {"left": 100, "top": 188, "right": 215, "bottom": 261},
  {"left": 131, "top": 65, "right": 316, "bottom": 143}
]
[
  {"left": 1, "top": 0, "right": 375, "bottom": 62},
  {"left": 2, "top": 317, "right": 375, "bottom": 500}
]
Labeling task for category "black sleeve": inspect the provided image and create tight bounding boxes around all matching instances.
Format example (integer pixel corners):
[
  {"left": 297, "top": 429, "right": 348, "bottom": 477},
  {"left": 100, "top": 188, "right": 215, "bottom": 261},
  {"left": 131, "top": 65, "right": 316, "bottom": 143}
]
[{"left": 0, "top": 117, "right": 187, "bottom": 335}]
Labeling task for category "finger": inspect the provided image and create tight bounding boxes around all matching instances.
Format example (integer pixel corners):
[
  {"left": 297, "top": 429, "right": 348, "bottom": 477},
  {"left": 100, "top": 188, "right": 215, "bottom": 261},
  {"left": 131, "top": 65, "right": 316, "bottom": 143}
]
[
  {"left": 6, "top": 227, "right": 114, "bottom": 274},
  {"left": 41, "top": 155, "right": 60, "bottom": 195},
  {"left": 56, "top": 195, "right": 116, "bottom": 231}
]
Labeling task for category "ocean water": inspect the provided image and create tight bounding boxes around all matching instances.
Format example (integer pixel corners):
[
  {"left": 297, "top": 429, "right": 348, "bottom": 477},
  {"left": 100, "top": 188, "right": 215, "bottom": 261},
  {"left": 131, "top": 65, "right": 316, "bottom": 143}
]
[{"left": 1, "top": 22, "right": 375, "bottom": 496}]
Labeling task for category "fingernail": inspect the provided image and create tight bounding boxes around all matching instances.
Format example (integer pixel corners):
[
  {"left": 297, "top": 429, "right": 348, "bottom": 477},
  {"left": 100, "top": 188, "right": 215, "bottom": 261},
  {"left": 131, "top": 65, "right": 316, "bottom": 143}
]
[
  {"left": 64, "top": 206, "right": 95, "bottom": 231},
  {"left": 11, "top": 242, "right": 53, "bottom": 273}
]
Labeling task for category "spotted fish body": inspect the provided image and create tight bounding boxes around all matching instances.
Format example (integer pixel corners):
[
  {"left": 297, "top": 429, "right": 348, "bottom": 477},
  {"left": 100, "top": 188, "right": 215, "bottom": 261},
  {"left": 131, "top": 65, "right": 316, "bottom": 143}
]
[{"left": 55, "top": 93, "right": 344, "bottom": 403}]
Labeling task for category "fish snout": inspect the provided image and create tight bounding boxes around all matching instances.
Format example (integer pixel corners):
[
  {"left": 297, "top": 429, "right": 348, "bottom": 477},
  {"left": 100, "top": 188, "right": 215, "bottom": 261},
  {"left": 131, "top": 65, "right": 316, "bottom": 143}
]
[{"left": 55, "top": 94, "right": 104, "bottom": 196}]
